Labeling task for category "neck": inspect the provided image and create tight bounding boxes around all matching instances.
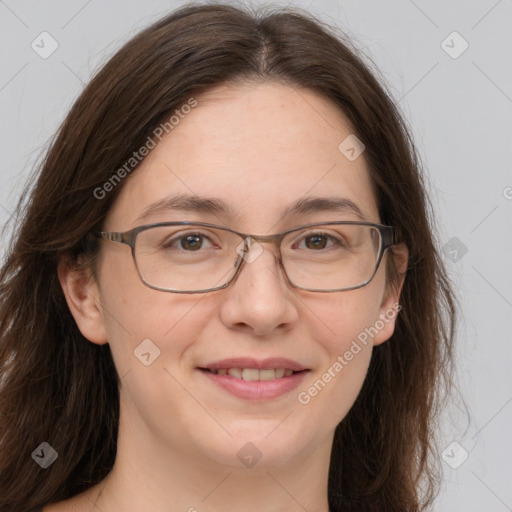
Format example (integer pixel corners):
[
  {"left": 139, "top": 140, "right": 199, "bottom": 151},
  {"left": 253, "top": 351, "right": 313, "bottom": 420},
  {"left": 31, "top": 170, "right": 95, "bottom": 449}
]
[{"left": 90, "top": 394, "right": 334, "bottom": 512}]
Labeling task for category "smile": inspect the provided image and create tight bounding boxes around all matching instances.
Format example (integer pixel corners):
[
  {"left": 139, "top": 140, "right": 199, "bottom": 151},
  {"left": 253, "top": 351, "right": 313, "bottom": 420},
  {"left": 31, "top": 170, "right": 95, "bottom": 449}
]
[{"left": 203, "top": 368, "right": 301, "bottom": 380}]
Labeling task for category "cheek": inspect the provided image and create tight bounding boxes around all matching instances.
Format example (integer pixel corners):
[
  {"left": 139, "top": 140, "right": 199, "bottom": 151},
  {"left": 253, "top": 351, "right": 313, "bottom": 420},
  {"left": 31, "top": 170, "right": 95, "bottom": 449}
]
[
  {"left": 305, "top": 279, "right": 384, "bottom": 351},
  {"left": 296, "top": 286, "right": 383, "bottom": 425},
  {"left": 95, "top": 249, "right": 203, "bottom": 373},
  {"left": 95, "top": 256, "right": 211, "bottom": 442}
]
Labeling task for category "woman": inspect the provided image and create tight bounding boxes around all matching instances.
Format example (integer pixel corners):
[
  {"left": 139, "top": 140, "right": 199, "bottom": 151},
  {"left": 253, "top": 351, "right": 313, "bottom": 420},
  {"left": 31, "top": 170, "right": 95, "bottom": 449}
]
[{"left": 0, "top": 3, "right": 456, "bottom": 511}]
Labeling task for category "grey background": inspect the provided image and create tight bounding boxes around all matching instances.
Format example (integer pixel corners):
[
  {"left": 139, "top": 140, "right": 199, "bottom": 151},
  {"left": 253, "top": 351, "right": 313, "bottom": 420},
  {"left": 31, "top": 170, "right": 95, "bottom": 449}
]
[{"left": 1, "top": 0, "right": 511, "bottom": 510}]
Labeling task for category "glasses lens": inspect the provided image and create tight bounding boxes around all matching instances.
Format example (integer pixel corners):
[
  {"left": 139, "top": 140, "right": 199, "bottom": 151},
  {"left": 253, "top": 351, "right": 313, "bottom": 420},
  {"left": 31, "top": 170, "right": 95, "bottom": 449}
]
[
  {"left": 281, "top": 224, "right": 382, "bottom": 291},
  {"left": 134, "top": 223, "right": 382, "bottom": 292},
  {"left": 134, "top": 225, "right": 242, "bottom": 292}
]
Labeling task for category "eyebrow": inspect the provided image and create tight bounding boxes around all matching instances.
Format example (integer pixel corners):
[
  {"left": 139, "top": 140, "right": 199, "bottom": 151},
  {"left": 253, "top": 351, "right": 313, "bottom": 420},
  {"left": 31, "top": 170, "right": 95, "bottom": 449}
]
[{"left": 134, "top": 193, "right": 366, "bottom": 224}]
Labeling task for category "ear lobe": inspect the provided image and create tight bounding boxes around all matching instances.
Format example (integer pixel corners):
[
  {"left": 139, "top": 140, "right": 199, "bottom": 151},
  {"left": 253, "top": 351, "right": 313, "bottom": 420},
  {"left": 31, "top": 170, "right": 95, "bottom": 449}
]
[
  {"left": 57, "top": 255, "right": 108, "bottom": 345},
  {"left": 372, "top": 243, "right": 408, "bottom": 346}
]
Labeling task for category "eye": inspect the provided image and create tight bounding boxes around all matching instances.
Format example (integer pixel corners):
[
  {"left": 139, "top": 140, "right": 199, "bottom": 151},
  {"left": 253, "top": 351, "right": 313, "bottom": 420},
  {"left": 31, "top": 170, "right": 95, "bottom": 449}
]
[
  {"left": 293, "top": 232, "right": 343, "bottom": 251},
  {"left": 163, "top": 232, "right": 216, "bottom": 251}
]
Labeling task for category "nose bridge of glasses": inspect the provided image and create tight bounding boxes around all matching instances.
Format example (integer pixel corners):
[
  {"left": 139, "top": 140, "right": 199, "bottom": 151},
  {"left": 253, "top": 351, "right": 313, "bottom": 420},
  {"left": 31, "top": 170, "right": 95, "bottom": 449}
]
[
  {"left": 249, "top": 232, "right": 280, "bottom": 243},
  {"left": 238, "top": 232, "right": 282, "bottom": 260},
  {"left": 231, "top": 233, "right": 288, "bottom": 292}
]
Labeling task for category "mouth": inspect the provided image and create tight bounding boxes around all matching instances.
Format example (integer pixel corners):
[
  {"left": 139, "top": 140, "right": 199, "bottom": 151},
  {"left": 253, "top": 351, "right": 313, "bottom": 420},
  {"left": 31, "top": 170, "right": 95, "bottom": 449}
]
[
  {"left": 198, "top": 367, "right": 307, "bottom": 381},
  {"left": 197, "top": 367, "right": 310, "bottom": 401}
]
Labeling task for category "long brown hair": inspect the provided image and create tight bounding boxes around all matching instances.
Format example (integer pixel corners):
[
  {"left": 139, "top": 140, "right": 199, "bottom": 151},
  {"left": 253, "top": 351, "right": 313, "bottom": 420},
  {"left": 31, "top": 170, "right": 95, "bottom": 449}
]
[{"left": 0, "top": 3, "right": 456, "bottom": 511}]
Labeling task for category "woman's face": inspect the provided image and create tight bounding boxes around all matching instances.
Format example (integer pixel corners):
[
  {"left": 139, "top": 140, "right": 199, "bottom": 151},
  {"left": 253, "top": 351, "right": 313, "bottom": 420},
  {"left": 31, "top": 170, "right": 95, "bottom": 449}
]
[{"left": 64, "top": 82, "right": 404, "bottom": 470}]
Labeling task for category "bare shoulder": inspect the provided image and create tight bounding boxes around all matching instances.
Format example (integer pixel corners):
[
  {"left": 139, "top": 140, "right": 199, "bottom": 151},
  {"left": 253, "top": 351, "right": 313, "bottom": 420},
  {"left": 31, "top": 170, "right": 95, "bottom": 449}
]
[
  {"left": 42, "top": 503, "right": 69, "bottom": 512},
  {"left": 41, "top": 499, "right": 81, "bottom": 512},
  {"left": 42, "top": 488, "right": 101, "bottom": 512},
  {"left": 40, "top": 478, "right": 106, "bottom": 512}
]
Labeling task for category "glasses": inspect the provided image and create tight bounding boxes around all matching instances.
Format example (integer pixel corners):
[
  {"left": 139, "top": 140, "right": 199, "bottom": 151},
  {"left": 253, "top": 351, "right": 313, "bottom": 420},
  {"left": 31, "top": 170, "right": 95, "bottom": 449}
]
[{"left": 93, "top": 221, "right": 397, "bottom": 293}]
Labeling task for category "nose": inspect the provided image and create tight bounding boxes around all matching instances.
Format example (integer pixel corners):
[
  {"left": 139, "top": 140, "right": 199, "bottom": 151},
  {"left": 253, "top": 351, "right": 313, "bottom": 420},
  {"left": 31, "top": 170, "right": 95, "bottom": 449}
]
[{"left": 218, "top": 238, "right": 299, "bottom": 337}]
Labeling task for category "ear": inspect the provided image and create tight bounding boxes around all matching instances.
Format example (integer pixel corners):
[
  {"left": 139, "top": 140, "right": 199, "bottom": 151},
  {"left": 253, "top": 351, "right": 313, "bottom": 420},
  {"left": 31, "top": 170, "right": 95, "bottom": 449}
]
[
  {"left": 57, "top": 254, "right": 108, "bottom": 345},
  {"left": 372, "top": 243, "right": 409, "bottom": 346}
]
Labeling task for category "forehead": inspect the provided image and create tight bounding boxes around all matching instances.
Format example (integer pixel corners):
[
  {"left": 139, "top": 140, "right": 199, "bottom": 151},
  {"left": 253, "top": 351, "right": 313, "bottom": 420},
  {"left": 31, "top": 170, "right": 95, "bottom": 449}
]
[{"left": 105, "top": 82, "right": 379, "bottom": 230}]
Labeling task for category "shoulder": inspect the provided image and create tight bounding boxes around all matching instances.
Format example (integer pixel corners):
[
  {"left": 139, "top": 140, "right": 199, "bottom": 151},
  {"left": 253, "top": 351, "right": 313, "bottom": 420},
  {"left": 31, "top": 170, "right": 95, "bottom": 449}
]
[
  {"left": 41, "top": 504, "right": 67, "bottom": 512},
  {"left": 40, "top": 498, "right": 85, "bottom": 512},
  {"left": 40, "top": 504, "right": 79, "bottom": 512},
  {"left": 40, "top": 479, "right": 105, "bottom": 511}
]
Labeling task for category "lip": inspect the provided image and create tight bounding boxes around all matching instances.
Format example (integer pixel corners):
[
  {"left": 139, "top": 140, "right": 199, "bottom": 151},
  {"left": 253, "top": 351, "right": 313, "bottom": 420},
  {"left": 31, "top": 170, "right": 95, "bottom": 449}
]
[
  {"left": 198, "top": 368, "right": 310, "bottom": 401},
  {"left": 200, "top": 357, "right": 308, "bottom": 372}
]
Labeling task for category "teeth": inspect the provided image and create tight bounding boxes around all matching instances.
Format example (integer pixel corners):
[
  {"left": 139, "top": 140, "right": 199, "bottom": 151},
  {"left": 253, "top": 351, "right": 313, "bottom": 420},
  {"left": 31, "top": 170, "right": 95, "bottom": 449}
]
[
  {"left": 241, "top": 368, "right": 260, "bottom": 381},
  {"left": 227, "top": 368, "right": 242, "bottom": 378},
  {"left": 259, "top": 369, "right": 276, "bottom": 381},
  {"left": 212, "top": 368, "right": 297, "bottom": 380}
]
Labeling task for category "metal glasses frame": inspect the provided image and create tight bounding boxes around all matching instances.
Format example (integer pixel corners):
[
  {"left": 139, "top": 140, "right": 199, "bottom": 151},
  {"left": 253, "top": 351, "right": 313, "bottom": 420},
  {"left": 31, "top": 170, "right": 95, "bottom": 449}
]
[{"left": 93, "top": 220, "right": 398, "bottom": 293}]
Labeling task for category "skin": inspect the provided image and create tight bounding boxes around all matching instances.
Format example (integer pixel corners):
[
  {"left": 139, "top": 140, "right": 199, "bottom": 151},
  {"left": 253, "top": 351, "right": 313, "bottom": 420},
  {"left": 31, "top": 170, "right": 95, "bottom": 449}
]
[{"left": 54, "top": 82, "right": 407, "bottom": 512}]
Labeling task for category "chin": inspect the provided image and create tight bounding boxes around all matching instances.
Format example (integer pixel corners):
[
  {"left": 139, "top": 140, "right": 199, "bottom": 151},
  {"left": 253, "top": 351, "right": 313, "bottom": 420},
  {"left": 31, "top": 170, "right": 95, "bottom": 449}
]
[{"left": 198, "top": 423, "right": 312, "bottom": 470}]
